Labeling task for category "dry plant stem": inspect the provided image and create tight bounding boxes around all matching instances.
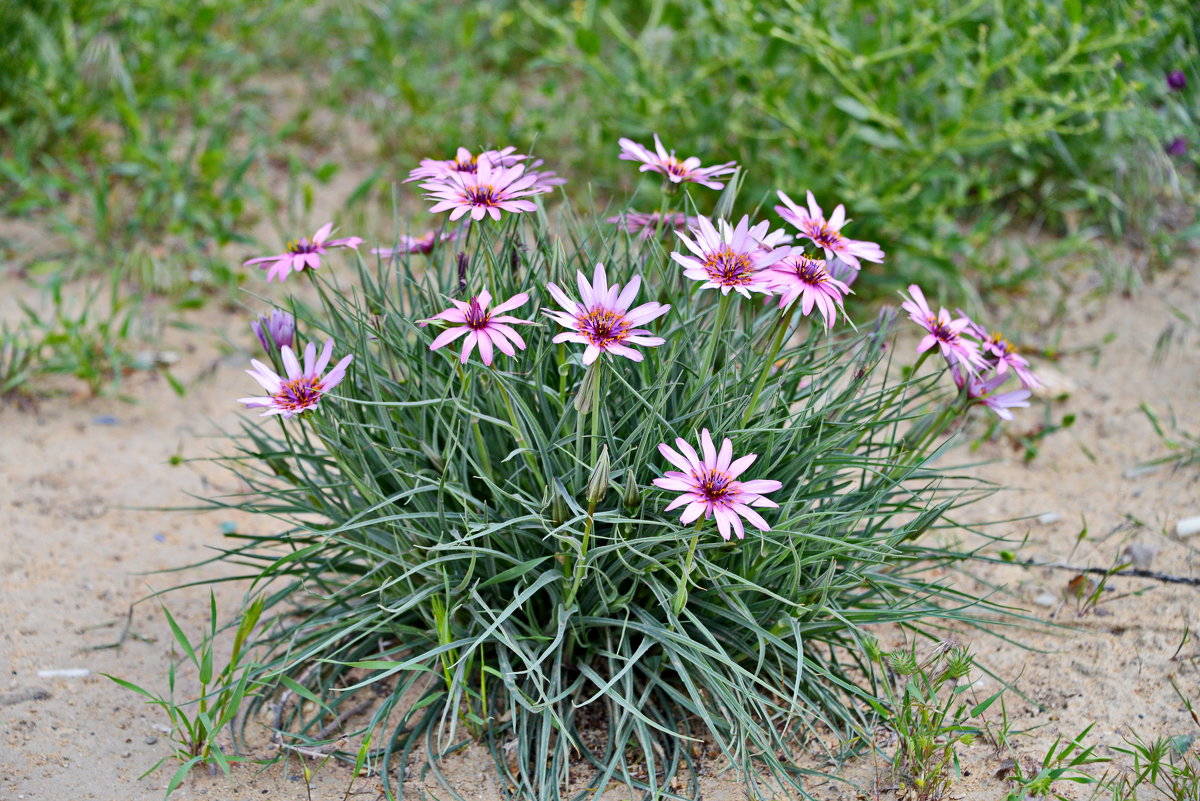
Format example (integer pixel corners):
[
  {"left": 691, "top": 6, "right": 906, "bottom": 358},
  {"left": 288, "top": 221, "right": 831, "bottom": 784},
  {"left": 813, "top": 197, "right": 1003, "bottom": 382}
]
[{"left": 1020, "top": 558, "right": 1200, "bottom": 586}]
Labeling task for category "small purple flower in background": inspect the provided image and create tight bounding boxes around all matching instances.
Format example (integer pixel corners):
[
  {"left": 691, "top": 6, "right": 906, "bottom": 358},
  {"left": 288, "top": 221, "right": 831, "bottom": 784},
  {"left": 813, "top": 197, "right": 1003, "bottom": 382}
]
[
  {"left": 672, "top": 216, "right": 791, "bottom": 298},
  {"left": 545, "top": 263, "right": 670, "bottom": 365},
  {"left": 244, "top": 223, "right": 363, "bottom": 283},
  {"left": 827, "top": 257, "right": 860, "bottom": 287},
  {"left": 960, "top": 317, "right": 1040, "bottom": 389},
  {"left": 1166, "top": 137, "right": 1188, "bottom": 157},
  {"left": 422, "top": 291, "right": 533, "bottom": 366},
  {"left": 767, "top": 254, "right": 851, "bottom": 329},
  {"left": 1167, "top": 70, "right": 1187, "bottom": 91},
  {"left": 607, "top": 211, "right": 699, "bottom": 239},
  {"left": 252, "top": 309, "right": 295, "bottom": 355},
  {"left": 900, "top": 285, "right": 984, "bottom": 371},
  {"left": 372, "top": 229, "right": 459, "bottom": 258},
  {"left": 775, "top": 191, "right": 884, "bottom": 270},
  {"left": 653, "top": 429, "right": 783, "bottom": 541},
  {"left": 239, "top": 340, "right": 352, "bottom": 418},
  {"left": 952, "top": 368, "right": 1032, "bottom": 421},
  {"left": 618, "top": 134, "right": 738, "bottom": 190},
  {"left": 407, "top": 146, "right": 565, "bottom": 191},
  {"left": 421, "top": 160, "right": 548, "bottom": 222}
]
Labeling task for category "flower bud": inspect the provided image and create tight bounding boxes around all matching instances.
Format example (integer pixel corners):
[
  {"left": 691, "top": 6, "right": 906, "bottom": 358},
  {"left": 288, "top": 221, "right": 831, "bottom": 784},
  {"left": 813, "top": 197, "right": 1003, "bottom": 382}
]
[
  {"left": 252, "top": 309, "right": 295, "bottom": 355},
  {"left": 586, "top": 445, "right": 610, "bottom": 506},
  {"left": 622, "top": 469, "right": 641, "bottom": 510}
]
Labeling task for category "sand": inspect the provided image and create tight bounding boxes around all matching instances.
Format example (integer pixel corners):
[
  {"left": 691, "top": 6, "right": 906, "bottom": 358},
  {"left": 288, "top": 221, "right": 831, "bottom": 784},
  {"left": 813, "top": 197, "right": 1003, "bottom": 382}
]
[{"left": 2, "top": 255, "right": 1198, "bottom": 801}]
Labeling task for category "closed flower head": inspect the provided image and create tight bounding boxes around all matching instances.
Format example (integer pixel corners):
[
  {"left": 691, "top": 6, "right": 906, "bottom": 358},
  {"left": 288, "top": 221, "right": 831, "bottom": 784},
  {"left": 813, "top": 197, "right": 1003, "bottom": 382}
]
[{"left": 251, "top": 309, "right": 295, "bottom": 354}]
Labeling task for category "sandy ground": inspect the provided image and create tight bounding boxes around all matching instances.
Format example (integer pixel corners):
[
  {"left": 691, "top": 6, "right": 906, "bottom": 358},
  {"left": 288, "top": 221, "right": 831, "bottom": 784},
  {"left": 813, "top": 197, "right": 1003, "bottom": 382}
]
[{"left": 2, "top": 253, "right": 1199, "bottom": 801}]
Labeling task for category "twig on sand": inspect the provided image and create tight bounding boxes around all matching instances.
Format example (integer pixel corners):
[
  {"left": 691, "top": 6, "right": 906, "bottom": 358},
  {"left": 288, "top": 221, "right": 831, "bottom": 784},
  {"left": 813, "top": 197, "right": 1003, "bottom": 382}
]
[{"left": 1020, "top": 558, "right": 1200, "bottom": 586}]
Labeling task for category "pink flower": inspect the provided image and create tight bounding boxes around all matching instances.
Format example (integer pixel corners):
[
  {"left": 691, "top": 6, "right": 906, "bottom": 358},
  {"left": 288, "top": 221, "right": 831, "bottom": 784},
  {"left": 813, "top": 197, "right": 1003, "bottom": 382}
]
[
  {"left": 422, "top": 291, "right": 533, "bottom": 366},
  {"left": 421, "top": 160, "right": 548, "bottom": 222},
  {"left": 653, "top": 429, "right": 783, "bottom": 541},
  {"left": 545, "top": 263, "right": 670, "bottom": 365},
  {"left": 243, "top": 223, "right": 363, "bottom": 283},
  {"left": 960, "top": 316, "right": 1040, "bottom": 389},
  {"left": 251, "top": 309, "right": 295, "bottom": 354},
  {"left": 372, "top": 229, "right": 458, "bottom": 257},
  {"left": 766, "top": 254, "right": 852, "bottom": 328},
  {"left": 671, "top": 216, "right": 791, "bottom": 298},
  {"left": 407, "top": 146, "right": 565, "bottom": 191},
  {"left": 238, "top": 340, "right": 352, "bottom": 418},
  {"left": 606, "top": 211, "right": 699, "bottom": 239},
  {"left": 775, "top": 191, "right": 884, "bottom": 270},
  {"left": 900, "top": 285, "right": 984, "bottom": 371},
  {"left": 952, "top": 368, "right": 1032, "bottom": 421},
  {"left": 618, "top": 134, "right": 738, "bottom": 190}
]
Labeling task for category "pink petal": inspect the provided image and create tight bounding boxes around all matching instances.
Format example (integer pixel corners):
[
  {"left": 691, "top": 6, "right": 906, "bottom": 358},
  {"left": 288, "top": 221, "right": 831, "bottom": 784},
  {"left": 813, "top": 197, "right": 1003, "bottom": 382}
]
[
  {"left": 679, "top": 501, "right": 707, "bottom": 525},
  {"left": 657, "top": 443, "right": 693, "bottom": 473},
  {"left": 430, "top": 326, "right": 470, "bottom": 351}
]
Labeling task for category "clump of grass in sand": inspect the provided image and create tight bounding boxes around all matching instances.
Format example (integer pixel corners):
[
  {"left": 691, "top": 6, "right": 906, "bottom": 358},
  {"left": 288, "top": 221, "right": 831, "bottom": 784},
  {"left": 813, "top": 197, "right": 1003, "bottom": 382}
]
[{"left": 176, "top": 142, "right": 1045, "bottom": 801}]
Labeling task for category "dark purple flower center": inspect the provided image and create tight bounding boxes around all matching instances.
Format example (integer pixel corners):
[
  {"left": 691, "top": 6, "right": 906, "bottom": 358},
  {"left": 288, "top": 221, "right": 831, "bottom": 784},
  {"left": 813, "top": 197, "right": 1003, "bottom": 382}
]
[
  {"left": 704, "top": 247, "right": 756, "bottom": 285},
  {"left": 578, "top": 307, "right": 631, "bottom": 349},
  {"left": 926, "top": 317, "right": 959, "bottom": 343},
  {"left": 663, "top": 158, "right": 692, "bottom": 179},
  {"left": 804, "top": 220, "right": 845, "bottom": 250},
  {"left": 784, "top": 255, "right": 830, "bottom": 286},
  {"left": 464, "top": 184, "right": 500, "bottom": 207},
  {"left": 696, "top": 468, "right": 738, "bottom": 507},
  {"left": 452, "top": 155, "right": 480, "bottom": 173},
  {"left": 273, "top": 376, "right": 324, "bottom": 413},
  {"left": 464, "top": 298, "right": 491, "bottom": 329},
  {"left": 286, "top": 238, "right": 320, "bottom": 255}
]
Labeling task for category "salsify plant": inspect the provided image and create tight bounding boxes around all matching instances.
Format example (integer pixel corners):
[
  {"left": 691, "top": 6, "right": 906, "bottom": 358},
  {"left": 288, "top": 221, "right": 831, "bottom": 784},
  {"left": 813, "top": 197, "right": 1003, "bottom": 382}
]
[{"left": 203, "top": 146, "right": 1035, "bottom": 801}]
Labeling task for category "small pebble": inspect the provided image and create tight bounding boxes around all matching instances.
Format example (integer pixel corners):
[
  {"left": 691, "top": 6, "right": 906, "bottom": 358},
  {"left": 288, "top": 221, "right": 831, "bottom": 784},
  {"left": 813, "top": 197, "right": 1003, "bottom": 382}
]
[
  {"left": 153, "top": 533, "right": 166, "bottom": 543},
  {"left": 92, "top": 416, "right": 118, "bottom": 426},
  {"left": 145, "top": 736, "right": 158, "bottom": 745},
  {"left": 1037, "top": 512, "right": 1061, "bottom": 525},
  {"left": 1123, "top": 543, "right": 1156, "bottom": 569},
  {"left": 1123, "top": 464, "right": 1161, "bottom": 479},
  {"left": 1033, "top": 592, "right": 1058, "bottom": 608},
  {"left": 37, "top": 669, "right": 89, "bottom": 678},
  {"left": 1176, "top": 516, "right": 1200, "bottom": 538}
]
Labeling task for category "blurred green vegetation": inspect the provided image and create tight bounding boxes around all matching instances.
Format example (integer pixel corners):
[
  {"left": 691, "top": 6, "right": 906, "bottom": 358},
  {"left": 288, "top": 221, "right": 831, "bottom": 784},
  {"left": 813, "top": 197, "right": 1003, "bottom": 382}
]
[{"left": 0, "top": 0, "right": 1197, "bottom": 395}]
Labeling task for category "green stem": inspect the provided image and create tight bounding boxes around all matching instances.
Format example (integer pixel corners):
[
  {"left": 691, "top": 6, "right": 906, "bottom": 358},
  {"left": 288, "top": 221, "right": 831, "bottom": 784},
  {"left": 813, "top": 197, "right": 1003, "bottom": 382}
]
[
  {"left": 459, "top": 366, "right": 493, "bottom": 480},
  {"left": 590, "top": 360, "right": 604, "bottom": 470},
  {"left": 498, "top": 376, "right": 543, "bottom": 484},
  {"left": 741, "top": 305, "right": 795, "bottom": 427},
  {"left": 564, "top": 503, "right": 595, "bottom": 610},
  {"left": 701, "top": 292, "right": 733, "bottom": 386},
  {"left": 671, "top": 524, "right": 704, "bottom": 615}
]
